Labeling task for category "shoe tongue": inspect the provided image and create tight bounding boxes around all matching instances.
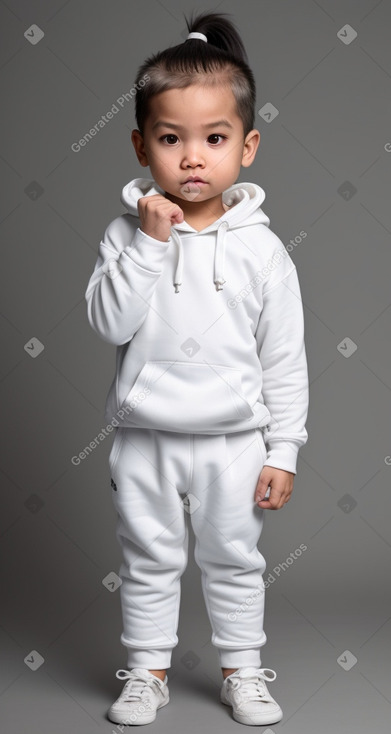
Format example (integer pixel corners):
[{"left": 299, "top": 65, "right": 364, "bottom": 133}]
[{"left": 234, "top": 667, "right": 259, "bottom": 676}]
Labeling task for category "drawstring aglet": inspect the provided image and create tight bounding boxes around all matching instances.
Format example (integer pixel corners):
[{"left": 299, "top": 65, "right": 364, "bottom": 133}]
[
  {"left": 174, "top": 283, "right": 181, "bottom": 293},
  {"left": 214, "top": 278, "right": 226, "bottom": 291}
]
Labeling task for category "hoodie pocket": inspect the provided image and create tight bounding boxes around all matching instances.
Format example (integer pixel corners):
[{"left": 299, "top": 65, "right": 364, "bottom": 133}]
[{"left": 119, "top": 360, "right": 254, "bottom": 432}]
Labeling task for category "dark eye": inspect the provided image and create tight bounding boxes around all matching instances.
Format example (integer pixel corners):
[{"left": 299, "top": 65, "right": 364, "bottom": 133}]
[
  {"left": 161, "top": 134, "right": 178, "bottom": 144},
  {"left": 208, "top": 134, "right": 226, "bottom": 144}
]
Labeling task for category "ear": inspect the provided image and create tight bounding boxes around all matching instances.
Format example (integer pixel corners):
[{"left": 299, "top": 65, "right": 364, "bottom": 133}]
[
  {"left": 131, "top": 129, "right": 149, "bottom": 167},
  {"left": 241, "top": 129, "right": 260, "bottom": 168}
]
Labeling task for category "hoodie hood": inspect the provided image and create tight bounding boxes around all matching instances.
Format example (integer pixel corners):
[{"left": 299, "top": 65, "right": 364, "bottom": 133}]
[{"left": 120, "top": 177, "right": 271, "bottom": 293}]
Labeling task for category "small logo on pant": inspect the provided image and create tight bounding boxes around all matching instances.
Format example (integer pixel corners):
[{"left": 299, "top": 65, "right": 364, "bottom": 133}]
[{"left": 111, "top": 478, "right": 117, "bottom": 491}]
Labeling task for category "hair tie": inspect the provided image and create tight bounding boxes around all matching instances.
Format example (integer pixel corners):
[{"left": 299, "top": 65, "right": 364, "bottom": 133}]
[{"left": 186, "top": 32, "right": 208, "bottom": 42}]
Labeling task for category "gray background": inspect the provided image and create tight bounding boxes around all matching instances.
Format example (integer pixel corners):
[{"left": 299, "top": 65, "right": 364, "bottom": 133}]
[{"left": 1, "top": 0, "right": 391, "bottom": 731}]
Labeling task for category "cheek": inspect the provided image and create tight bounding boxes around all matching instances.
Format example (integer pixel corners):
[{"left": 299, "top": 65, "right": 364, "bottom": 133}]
[
  {"left": 219, "top": 158, "right": 240, "bottom": 178},
  {"left": 217, "top": 148, "right": 240, "bottom": 166},
  {"left": 152, "top": 149, "right": 175, "bottom": 172}
]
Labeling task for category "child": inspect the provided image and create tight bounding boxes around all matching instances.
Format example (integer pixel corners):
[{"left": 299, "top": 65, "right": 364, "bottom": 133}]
[{"left": 85, "top": 9, "right": 309, "bottom": 727}]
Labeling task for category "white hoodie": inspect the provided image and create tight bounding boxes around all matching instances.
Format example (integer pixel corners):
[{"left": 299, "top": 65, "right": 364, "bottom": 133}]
[{"left": 85, "top": 177, "right": 309, "bottom": 474}]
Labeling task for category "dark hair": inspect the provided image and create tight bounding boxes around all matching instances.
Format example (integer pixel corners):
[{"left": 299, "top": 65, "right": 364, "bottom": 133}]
[{"left": 133, "top": 10, "right": 256, "bottom": 139}]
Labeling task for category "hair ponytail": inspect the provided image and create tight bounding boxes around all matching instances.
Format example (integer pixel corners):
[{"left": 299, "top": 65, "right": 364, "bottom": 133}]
[
  {"left": 184, "top": 10, "right": 250, "bottom": 66},
  {"left": 133, "top": 10, "right": 256, "bottom": 139}
]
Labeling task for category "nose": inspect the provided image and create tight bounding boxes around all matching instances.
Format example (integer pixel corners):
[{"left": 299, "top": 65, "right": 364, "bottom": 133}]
[{"left": 181, "top": 143, "right": 205, "bottom": 169}]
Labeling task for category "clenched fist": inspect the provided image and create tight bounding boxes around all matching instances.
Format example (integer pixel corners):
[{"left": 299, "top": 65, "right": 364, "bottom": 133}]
[{"left": 137, "top": 194, "right": 184, "bottom": 242}]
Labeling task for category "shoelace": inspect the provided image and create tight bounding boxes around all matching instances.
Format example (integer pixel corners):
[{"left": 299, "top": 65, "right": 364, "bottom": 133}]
[
  {"left": 115, "top": 669, "right": 163, "bottom": 702},
  {"left": 227, "top": 668, "right": 277, "bottom": 703}
]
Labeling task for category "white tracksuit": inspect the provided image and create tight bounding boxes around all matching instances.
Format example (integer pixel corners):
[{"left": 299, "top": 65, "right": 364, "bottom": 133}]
[{"left": 85, "top": 177, "right": 309, "bottom": 669}]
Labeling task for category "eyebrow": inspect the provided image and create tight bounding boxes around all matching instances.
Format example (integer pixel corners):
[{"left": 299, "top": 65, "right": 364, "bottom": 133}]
[{"left": 152, "top": 119, "right": 234, "bottom": 131}]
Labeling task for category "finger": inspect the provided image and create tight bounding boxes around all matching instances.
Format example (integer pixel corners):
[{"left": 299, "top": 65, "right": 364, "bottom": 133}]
[
  {"left": 255, "top": 483, "right": 277, "bottom": 503},
  {"left": 256, "top": 499, "right": 278, "bottom": 510},
  {"left": 257, "top": 489, "right": 284, "bottom": 509},
  {"left": 258, "top": 499, "right": 285, "bottom": 510},
  {"left": 171, "top": 209, "right": 184, "bottom": 223},
  {"left": 258, "top": 494, "right": 291, "bottom": 509},
  {"left": 254, "top": 487, "right": 270, "bottom": 503}
]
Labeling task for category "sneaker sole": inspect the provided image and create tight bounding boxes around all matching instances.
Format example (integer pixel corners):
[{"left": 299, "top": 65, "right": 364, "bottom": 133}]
[
  {"left": 108, "top": 696, "right": 169, "bottom": 725},
  {"left": 221, "top": 694, "right": 283, "bottom": 725}
]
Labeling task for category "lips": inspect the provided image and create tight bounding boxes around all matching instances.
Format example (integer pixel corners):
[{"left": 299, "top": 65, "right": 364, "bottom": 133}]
[{"left": 182, "top": 177, "right": 207, "bottom": 184}]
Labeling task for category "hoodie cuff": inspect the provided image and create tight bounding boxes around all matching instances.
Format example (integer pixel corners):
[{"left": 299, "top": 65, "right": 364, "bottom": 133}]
[
  {"left": 263, "top": 440, "right": 301, "bottom": 475},
  {"left": 123, "top": 227, "right": 171, "bottom": 273}
]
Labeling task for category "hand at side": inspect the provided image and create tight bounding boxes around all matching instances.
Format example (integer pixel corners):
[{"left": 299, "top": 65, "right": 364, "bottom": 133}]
[{"left": 254, "top": 467, "right": 295, "bottom": 510}]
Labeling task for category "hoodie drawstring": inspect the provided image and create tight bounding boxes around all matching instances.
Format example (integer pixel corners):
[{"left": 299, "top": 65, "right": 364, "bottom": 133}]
[
  {"left": 214, "top": 220, "right": 229, "bottom": 290},
  {"left": 172, "top": 228, "right": 184, "bottom": 293},
  {"left": 170, "top": 220, "right": 229, "bottom": 293}
]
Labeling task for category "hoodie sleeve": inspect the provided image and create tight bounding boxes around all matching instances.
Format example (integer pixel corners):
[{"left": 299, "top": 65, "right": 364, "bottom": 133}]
[
  {"left": 85, "top": 217, "right": 171, "bottom": 345},
  {"left": 255, "top": 249, "right": 309, "bottom": 475}
]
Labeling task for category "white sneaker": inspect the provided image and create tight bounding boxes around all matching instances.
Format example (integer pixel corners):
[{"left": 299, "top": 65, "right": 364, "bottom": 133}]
[
  {"left": 221, "top": 666, "right": 283, "bottom": 726},
  {"left": 108, "top": 668, "right": 170, "bottom": 725}
]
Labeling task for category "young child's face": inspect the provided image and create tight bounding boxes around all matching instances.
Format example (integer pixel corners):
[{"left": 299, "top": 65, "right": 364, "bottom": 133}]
[{"left": 132, "top": 83, "right": 259, "bottom": 207}]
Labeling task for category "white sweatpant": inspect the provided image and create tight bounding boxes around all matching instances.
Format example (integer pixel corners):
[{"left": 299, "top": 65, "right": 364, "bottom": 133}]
[{"left": 109, "top": 426, "right": 269, "bottom": 670}]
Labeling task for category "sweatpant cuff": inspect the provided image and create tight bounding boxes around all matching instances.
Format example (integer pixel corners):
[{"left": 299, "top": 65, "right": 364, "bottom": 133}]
[
  {"left": 219, "top": 648, "right": 262, "bottom": 668},
  {"left": 127, "top": 648, "right": 173, "bottom": 669}
]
